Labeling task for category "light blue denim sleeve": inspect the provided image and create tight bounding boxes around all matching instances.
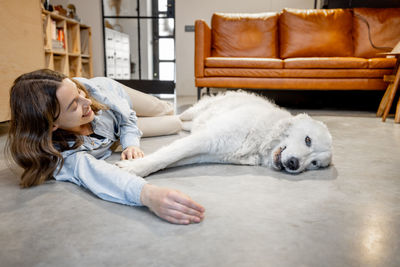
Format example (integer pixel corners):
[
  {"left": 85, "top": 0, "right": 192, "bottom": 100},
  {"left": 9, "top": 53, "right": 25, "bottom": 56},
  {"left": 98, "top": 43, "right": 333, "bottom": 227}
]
[
  {"left": 74, "top": 77, "right": 142, "bottom": 149},
  {"left": 119, "top": 108, "right": 142, "bottom": 149},
  {"left": 54, "top": 151, "right": 147, "bottom": 206},
  {"left": 90, "top": 77, "right": 142, "bottom": 149}
]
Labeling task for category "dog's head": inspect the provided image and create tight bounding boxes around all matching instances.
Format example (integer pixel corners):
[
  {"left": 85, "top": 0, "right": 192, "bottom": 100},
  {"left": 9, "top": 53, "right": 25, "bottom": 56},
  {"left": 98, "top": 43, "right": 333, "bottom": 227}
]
[{"left": 270, "top": 114, "right": 332, "bottom": 174}]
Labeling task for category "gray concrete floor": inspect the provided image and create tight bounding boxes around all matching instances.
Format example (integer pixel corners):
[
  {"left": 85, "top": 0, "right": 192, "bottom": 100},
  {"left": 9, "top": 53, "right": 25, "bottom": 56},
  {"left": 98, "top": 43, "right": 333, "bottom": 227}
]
[{"left": 0, "top": 97, "right": 400, "bottom": 267}]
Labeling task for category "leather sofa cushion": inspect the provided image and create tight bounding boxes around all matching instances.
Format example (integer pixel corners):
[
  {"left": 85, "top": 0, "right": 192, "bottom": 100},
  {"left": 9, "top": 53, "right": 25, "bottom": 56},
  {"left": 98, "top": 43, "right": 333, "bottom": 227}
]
[
  {"left": 205, "top": 57, "right": 283, "bottom": 68},
  {"left": 204, "top": 57, "right": 395, "bottom": 70},
  {"left": 279, "top": 8, "right": 353, "bottom": 58},
  {"left": 353, "top": 8, "right": 400, "bottom": 58},
  {"left": 196, "top": 77, "right": 386, "bottom": 90},
  {"left": 204, "top": 68, "right": 392, "bottom": 78},
  {"left": 211, "top": 12, "right": 279, "bottom": 58},
  {"left": 284, "top": 57, "right": 368, "bottom": 68},
  {"left": 368, "top": 58, "right": 396, "bottom": 69}
]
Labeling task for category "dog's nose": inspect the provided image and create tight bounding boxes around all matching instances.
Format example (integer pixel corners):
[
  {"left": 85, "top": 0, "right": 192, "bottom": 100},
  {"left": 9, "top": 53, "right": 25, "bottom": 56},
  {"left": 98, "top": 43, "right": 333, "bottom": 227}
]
[{"left": 285, "top": 157, "right": 299, "bottom": 170}]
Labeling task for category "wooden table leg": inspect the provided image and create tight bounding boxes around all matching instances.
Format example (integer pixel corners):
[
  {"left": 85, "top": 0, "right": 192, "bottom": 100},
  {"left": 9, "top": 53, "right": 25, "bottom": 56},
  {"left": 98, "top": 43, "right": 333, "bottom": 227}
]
[
  {"left": 377, "top": 83, "right": 393, "bottom": 117},
  {"left": 383, "top": 65, "right": 400, "bottom": 122},
  {"left": 395, "top": 98, "right": 400, "bottom": 123}
]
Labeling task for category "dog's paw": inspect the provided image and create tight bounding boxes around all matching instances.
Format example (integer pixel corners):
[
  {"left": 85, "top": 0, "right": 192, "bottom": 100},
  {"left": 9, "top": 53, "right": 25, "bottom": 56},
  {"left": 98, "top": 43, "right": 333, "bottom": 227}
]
[
  {"left": 114, "top": 159, "right": 132, "bottom": 169},
  {"left": 115, "top": 158, "right": 152, "bottom": 177}
]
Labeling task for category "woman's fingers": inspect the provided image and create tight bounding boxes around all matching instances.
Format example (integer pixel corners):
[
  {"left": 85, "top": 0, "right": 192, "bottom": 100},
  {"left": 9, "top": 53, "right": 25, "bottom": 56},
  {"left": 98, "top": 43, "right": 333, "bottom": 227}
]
[
  {"left": 121, "top": 150, "right": 131, "bottom": 160},
  {"left": 166, "top": 203, "right": 204, "bottom": 222},
  {"left": 162, "top": 209, "right": 202, "bottom": 224},
  {"left": 133, "top": 150, "right": 144, "bottom": 159},
  {"left": 167, "top": 198, "right": 204, "bottom": 218},
  {"left": 120, "top": 147, "right": 144, "bottom": 160},
  {"left": 163, "top": 193, "right": 205, "bottom": 223},
  {"left": 163, "top": 215, "right": 190, "bottom": 225},
  {"left": 141, "top": 184, "right": 205, "bottom": 225},
  {"left": 170, "top": 191, "right": 205, "bottom": 213}
]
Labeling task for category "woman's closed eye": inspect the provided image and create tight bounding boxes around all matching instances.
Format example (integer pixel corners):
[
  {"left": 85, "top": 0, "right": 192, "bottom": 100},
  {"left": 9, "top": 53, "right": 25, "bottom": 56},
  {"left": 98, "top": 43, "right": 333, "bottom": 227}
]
[
  {"left": 72, "top": 102, "right": 78, "bottom": 111},
  {"left": 70, "top": 90, "right": 87, "bottom": 111},
  {"left": 66, "top": 98, "right": 78, "bottom": 111},
  {"left": 67, "top": 91, "right": 83, "bottom": 111}
]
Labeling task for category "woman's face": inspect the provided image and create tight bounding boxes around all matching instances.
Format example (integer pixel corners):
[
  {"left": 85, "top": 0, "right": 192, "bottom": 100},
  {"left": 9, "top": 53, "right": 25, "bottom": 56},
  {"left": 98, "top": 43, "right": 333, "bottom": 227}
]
[{"left": 53, "top": 78, "right": 95, "bottom": 133}]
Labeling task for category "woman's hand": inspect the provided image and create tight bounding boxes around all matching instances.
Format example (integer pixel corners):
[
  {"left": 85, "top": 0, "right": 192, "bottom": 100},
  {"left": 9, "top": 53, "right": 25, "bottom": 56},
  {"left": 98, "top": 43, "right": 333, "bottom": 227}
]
[
  {"left": 140, "top": 184, "right": 205, "bottom": 225},
  {"left": 121, "top": 146, "right": 144, "bottom": 160}
]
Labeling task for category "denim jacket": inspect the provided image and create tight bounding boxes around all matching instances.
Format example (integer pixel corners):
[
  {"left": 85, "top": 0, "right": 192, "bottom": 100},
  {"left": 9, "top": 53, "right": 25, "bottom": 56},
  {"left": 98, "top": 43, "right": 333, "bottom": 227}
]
[{"left": 54, "top": 77, "right": 147, "bottom": 206}]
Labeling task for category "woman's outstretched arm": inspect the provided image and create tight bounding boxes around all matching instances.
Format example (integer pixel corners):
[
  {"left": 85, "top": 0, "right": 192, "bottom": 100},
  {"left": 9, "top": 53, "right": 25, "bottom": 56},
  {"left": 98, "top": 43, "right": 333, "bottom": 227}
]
[{"left": 55, "top": 151, "right": 204, "bottom": 224}]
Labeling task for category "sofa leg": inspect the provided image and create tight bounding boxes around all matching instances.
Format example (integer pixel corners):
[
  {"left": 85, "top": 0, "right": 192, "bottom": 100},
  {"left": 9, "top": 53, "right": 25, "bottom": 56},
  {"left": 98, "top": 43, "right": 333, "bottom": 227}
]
[
  {"left": 197, "top": 87, "right": 203, "bottom": 100},
  {"left": 197, "top": 87, "right": 212, "bottom": 100}
]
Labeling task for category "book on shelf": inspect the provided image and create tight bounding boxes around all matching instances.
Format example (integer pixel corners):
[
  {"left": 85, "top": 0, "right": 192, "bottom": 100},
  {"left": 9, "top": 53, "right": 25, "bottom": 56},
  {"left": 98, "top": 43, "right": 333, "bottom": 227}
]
[
  {"left": 50, "top": 20, "right": 65, "bottom": 50},
  {"left": 51, "top": 20, "right": 56, "bottom": 40}
]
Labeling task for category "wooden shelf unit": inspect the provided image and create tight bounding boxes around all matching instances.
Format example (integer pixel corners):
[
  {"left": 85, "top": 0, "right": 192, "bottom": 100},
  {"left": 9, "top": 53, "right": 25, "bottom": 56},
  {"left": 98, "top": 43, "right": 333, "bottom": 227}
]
[{"left": 41, "top": 10, "right": 93, "bottom": 78}]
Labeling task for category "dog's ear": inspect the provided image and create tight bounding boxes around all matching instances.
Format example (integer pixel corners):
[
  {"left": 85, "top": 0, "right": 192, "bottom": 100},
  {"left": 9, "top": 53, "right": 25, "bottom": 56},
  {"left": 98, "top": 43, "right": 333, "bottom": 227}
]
[
  {"left": 269, "top": 114, "right": 312, "bottom": 139},
  {"left": 272, "top": 116, "right": 296, "bottom": 137},
  {"left": 259, "top": 116, "right": 295, "bottom": 153}
]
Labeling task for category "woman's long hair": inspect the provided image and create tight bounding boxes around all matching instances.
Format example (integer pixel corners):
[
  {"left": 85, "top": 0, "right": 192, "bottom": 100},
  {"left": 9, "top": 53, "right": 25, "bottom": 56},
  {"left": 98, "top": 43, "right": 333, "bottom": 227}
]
[{"left": 6, "top": 69, "right": 106, "bottom": 188}]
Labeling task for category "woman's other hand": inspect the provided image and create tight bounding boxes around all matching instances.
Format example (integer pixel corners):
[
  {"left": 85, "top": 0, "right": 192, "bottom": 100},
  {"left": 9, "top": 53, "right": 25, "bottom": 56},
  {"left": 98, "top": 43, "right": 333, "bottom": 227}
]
[
  {"left": 140, "top": 184, "right": 205, "bottom": 225},
  {"left": 121, "top": 146, "right": 144, "bottom": 160}
]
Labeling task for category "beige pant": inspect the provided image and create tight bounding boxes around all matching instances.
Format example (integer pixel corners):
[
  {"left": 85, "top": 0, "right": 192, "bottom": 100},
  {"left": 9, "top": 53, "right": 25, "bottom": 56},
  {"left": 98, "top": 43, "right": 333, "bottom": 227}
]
[{"left": 120, "top": 84, "right": 182, "bottom": 138}]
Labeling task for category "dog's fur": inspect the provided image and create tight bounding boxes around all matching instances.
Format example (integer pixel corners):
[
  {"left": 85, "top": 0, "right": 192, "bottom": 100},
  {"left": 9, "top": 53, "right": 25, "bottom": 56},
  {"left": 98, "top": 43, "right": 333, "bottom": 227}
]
[{"left": 116, "top": 91, "right": 333, "bottom": 177}]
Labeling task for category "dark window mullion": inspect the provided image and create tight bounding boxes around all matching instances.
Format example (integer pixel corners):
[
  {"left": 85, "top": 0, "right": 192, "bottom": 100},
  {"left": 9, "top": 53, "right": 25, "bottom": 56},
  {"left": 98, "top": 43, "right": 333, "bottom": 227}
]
[
  {"left": 152, "top": 0, "right": 159, "bottom": 79},
  {"left": 137, "top": 0, "right": 142, "bottom": 79},
  {"left": 155, "top": 1, "right": 175, "bottom": 81}
]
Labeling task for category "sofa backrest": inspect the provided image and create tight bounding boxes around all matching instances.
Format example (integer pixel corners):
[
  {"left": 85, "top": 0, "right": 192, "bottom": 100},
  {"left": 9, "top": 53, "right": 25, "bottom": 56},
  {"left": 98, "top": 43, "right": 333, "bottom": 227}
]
[
  {"left": 279, "top": 8, "right": 354, "bottom": 59},
  {"left": 352, "top": 8, "right": 400, "bottom": 58},
  {"left": 208, "top": 8, "right": 400, "bottom": 60},
  {"left": 211, "top": 12, "right": 279, "bottom": 58}
]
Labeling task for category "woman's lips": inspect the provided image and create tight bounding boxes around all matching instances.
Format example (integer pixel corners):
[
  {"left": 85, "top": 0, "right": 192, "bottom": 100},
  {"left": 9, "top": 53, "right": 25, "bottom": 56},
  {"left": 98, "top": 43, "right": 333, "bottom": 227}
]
[{"left": 83, "top": 109, "right": 92, "bottom": 117}]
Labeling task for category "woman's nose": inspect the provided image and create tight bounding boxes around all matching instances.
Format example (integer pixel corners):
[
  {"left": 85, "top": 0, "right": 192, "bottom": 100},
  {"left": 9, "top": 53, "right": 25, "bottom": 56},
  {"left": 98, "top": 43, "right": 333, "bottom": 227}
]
[{"left": 81, "top": 96, "right": 92, "bottom": 107}]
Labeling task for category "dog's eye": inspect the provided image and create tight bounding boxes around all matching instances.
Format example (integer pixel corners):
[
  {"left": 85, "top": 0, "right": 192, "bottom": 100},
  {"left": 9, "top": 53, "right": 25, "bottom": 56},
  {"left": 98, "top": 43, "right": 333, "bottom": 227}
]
[
  {"left": 311, "top": 161, "right": 319, "bottom": 167},
  {"left": 305, "top": 136, "right": 312, "bottom": 147}
]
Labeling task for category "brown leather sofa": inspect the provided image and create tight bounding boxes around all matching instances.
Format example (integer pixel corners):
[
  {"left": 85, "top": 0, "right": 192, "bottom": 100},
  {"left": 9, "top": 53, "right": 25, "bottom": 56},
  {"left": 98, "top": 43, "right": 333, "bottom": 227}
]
[{"left": 195, "top": 8, "right": 400, "bottom": 99}]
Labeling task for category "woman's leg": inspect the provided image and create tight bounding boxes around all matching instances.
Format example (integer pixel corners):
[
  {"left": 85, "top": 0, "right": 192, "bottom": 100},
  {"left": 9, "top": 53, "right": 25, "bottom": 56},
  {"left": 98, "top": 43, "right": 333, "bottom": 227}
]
[
  {"left": 120, "top": 84, "right": 174, "bottom": 117},
  {"left": 137, "top": 116, "right": 182, "bottom": 137},
  {"left": 106, "top": 79, "right": 181, "bottom": 136}
]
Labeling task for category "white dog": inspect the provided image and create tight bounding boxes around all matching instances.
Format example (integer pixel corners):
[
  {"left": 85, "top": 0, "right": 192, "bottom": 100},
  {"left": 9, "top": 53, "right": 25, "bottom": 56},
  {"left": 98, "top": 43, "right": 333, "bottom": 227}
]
[{"left": 116, "top": 91, "right": 332, "bottom": 177}]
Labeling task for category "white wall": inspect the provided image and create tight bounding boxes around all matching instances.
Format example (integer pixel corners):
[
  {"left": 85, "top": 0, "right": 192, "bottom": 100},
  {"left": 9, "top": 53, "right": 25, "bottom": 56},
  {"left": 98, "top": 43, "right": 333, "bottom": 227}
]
[{"left": 52, "top": 0, "right": 314, "bottom": 95}]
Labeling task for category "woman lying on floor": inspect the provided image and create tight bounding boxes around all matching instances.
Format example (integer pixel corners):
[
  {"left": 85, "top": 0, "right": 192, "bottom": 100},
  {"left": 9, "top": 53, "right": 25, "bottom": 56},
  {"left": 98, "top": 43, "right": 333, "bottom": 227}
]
[{"left": 6, "top": 69, "right": 205, "bottom": 225}]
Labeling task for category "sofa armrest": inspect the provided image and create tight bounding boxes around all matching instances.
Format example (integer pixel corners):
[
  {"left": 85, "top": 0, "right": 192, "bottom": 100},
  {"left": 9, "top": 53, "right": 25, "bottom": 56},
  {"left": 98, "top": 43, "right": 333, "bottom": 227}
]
[{"left": 195, "top": 20, "right": 211, "bottom": 78}]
